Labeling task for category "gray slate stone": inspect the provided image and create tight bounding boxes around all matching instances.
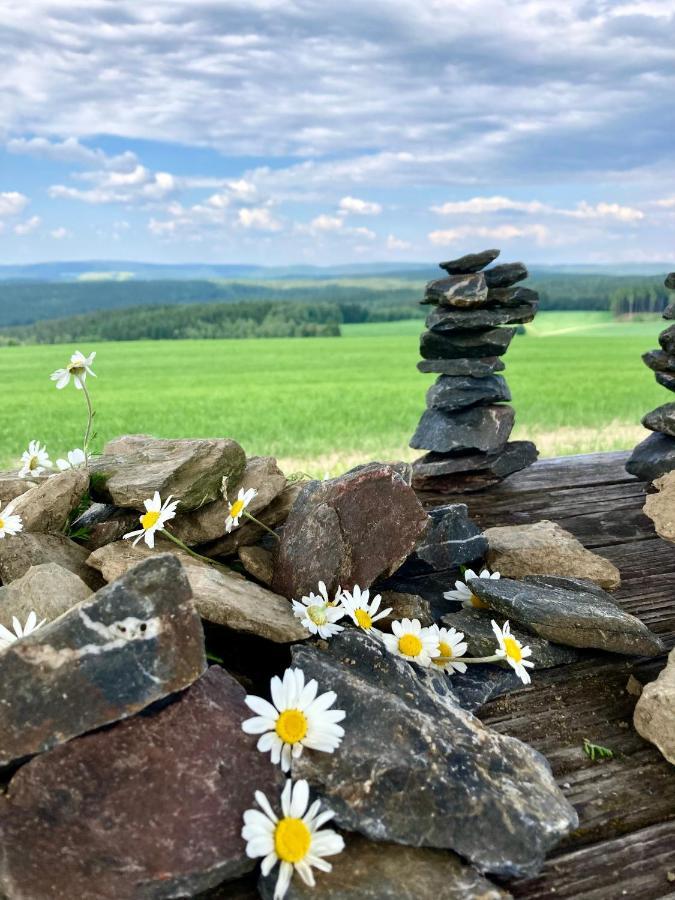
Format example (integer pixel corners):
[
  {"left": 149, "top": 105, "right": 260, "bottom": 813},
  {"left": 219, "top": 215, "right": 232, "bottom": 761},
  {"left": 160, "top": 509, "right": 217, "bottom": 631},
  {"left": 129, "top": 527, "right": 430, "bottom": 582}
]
[
  {"left": 420, "top": 328, "right": 516, "bottom": 360},
  {"left": 0, "top": 563, "right": 92, "bottom": 626},
  {"left": 656, "top": 371, "right": 675, "bottom": 392},
  {"left": 643, "top": 349, "right": 675, "bottom": 373},
  {"left": 664, "top": 302, "right": 675, "bottom": 320},
  {"left": 470, "top": 576, "right": 664, "bottom": 656},
  {"left": 426, "top": 302, "right": 536, "bottom": 332},
  {"left": 425, "top": 273, "right": 488, "bottom": 308},
  {"left": 439, "top": 248, "right": 500, "bottom": 275},
  {"left": 410, "top": 405, "right": 515, "bottom": 454},
  {"left": 486, "top": 286, "right": 539, "bottom": 308},
  {"left": 378, "top": 591, "right": 433, "bottom": 628},
  {"left": 10, "top": 468, "right": 89, "bottom": 534},
  {"left": 291, "top": 631, "right": 577, "bottom": 877},
  {"left": 643, "top": 402, "right": 675, "bottom": 436},
  {"left": 413, "top": 441, "right": 538, "bottom": 492},
  {"left": 417, "top": 356, "right": 505, "bottom": 376},
  {"left": 626, "top": 431, "right": 675, "bottom": 481},
  {"left": 70, "top": 502, "right": 139, "bottom": 550},
  {"left": 659, "top": 324, "right": 675, "bottom": 355},
  {"left": 665, "top": 272, "right": 675, "bottom": 290},
  {"left": 415, "top": 504, "right": 488, "bottom": 570},
  {"left": 0, "top": 532, "right": 104, "bottom": 590},
  {"left": 0, "top": 554, "right": 206, "bottom": 766},
  {"left": 484, "top": 262, "right": 528, "bottom": 288},
  {"left": 426, "top": 374, "right": 511, "bottom": 412}
]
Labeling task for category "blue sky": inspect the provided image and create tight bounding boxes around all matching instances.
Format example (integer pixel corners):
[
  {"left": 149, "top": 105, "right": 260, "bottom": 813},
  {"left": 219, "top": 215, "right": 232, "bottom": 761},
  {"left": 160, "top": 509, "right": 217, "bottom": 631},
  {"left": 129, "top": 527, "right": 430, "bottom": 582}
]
[{"left": 1, "top": 0, "right": 675, "bottom": 266}]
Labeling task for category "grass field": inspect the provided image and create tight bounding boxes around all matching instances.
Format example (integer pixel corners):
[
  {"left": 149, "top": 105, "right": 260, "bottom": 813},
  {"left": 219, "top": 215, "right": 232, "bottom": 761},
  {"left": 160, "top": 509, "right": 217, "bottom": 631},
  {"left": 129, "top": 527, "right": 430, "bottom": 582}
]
[{"left": 0, "top": 312, "right": 666, "bottom": 475}]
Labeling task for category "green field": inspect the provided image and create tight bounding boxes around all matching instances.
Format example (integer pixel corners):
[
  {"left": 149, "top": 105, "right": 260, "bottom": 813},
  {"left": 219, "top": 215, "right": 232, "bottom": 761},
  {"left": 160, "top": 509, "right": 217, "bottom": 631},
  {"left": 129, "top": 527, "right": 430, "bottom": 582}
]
[{"left": 0, "top": 312, "right": 666, "bottom": 475}]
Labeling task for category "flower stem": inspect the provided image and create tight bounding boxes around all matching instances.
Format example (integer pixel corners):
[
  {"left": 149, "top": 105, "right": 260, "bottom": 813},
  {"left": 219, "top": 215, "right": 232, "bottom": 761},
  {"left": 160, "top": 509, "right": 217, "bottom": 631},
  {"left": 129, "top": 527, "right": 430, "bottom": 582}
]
[
  {"left": 81, "top": 381, "right": 94, "bottom": 462},
  {"left": 459, "top": 654, "right": 502, "bottom": 665},
  {"left": 243, "top": 510, "right": 280, "bottom": 541},
  {"left": 160, "top": 529, "right": 224, "bottom": 567}
]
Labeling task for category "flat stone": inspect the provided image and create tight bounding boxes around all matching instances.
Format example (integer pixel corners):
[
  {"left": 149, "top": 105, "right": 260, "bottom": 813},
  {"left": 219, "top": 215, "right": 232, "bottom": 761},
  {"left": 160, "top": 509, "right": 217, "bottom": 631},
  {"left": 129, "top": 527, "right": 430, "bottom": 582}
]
[
  {"left": 666, "top": 272, "right": 675, "bottom": 290},
  {"left": 377, "top": 591, "right": 433, "bottom": 628},
  {"left": 663, "top": 302, "right": 675, "bottom": 320},
  {"left": 238, "top": 545, "right": 274, "bottom": 586},
  {"left": 0, "top": 563, "right": 92, "bottom": 625},
  {"left": 643, "top": 471, "right": 675, "bottom": 542},
  {"left": 426, "top": 303, "right": 536, "bottom": 332},
  {"left": 0, "top": 532, "right": 104, "bottom": 590},
  {"left": 626, "top": 431, "right": 675, "bottom": 481},
  {"left": 70, "top": 502, "right": 139, "bottom": 550},
  {"left": 484, "top": 520, "right": 621, "bottom": 590},
  {"left": 643, "top": 402, "right": 675, "bottom": 436},
  {"left": 90, "top": 434, "right": 246, "bottom": 511},
  {"left": 291, "top": 631, "right": 577, "bottom": 877},
  {"left": 658, "top": 324, "right": 675, "bottom": 355},
  {"left": 417, "top": 356, "right": 505, "bottom": 376},
  {"left": 643, "top": 349, "right": 675, "bottom": 373},
  {"left": 0, "top": 667, "right": 281, "bottom": 898},
  {"left": 10, "top": 468, "right": 89, "bottom": 533},
  {"left": 439, "top": 248, "right": 500, "bottom": 275},
  {"left": 272, "top": 463, "right": 428, "bottom": 599},
  {"left": 486, "top": 286, "right": 540, "bottom": 308},
  {"left": 656, "top": 371, "right": 675, "bottom": 391},
  {"left": 415, "top": 503, "right": 488, "bottom": 570},
  {"left": 441, "top": 607, "right": 581, "bottom": 668},
  {"left": 426, "top": 374, "right": 511, "bottom": 412},
  {"left": 425, "top": 273, "right": 488, "bottom": 308},
  {"left": 0, "top": 554, "right": 206, "bottom": 766},
  {"left": 484, "top": 262, "right": 528, "bottom": 289},
  {"left": 88, "top": 541, "right": 306, "bottom": 643},
  {"left": 471, "top": 576, "right": 664, "bottom": 656},
  {"left": 410, "top": 405, "right": 515, "bottom": 454},
  {"left": 0, "top": 472, "right": 45, "bottom": 504},
  {"left": 259, "top": 834, "right": 508, "bottom": 900},
  {"left": 634, "top": 647, "right": 675, "bottom": 765},
  {"left": 420, "top": 328, "right": 516, "bottom": 360},
  {"left": 172, "top": 456, "right": 287, "bottom": 546},
  {"left": 413, "top": 441, "right": 538, "bottom": 492}
]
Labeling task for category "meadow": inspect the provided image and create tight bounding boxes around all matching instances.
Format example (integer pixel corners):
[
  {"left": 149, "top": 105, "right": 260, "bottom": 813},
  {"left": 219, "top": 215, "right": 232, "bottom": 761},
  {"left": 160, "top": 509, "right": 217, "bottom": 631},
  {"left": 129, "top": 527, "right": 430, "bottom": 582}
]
[{"left": 0, "top": 312, "right": 665, "bottom": 476}]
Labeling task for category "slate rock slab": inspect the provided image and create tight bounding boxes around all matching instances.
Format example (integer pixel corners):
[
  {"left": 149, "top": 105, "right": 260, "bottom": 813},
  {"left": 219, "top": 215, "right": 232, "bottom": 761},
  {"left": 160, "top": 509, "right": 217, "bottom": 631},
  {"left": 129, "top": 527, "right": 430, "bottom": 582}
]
[
  {"left": 420, "top": 327, "right": 516, "bottom": 360},
  {"left": 0, "top": 554, "right": 206, "bottom": 766},
  {"left": 410, "top": 405, "right": 515, "bottom": 454},
  {"left": 413, "top": 441, "right": 538, "bottom": 492},
  {"left": 664, "top": 302, "right": 675, "bottom": 320},
  {"left": 205, "top": 482, "right": 303, "bottom": 557},
  {"left": 484, "top": 520, "right": 621, "bottom": 590},
  {"left": 642, "top": 349, "right": 675, "bottom": 373},
  {"left": 655, "top": 371, "right": 675, "bottom": 392},
  {"left": 659, "top": 324, "right": 675, "bottom": 355},
  {"left": 0, "top": 531, "right": 104, "bottom": 590},
  {"left": 90, "top": 434, "right": 246, "bottom": 511},
  {"left": 378, "top": 590, "right": 433, "bottom": 627},
  {"left": 425, "top": 273, "right": 488, "bottom": 307},
  {"left": 0, "top": 562, "right": 92, "bottom": 626},
  {"left": 634, "top": 647, "right": 675, "bottom": 765},
  {"left": 426, "top": 303, "right": 536, "bottom": 332},
  {"left": 417, "top": 356, "right": 505, "bottom": 376},
  {"left": 666, "top": 272, "right": 675, "bottom": 290},
  {"left": 439, "top": 248, "right": 499, "bottom": 275},
  {"left": 238, "top": 544, "right": 274, "bottom": 586},
  {"left": 484, "top": 262, "right": 528, "bottom": 289},
  {"left": 0, "top": 472, "right": 45, "bottom": 504},
  {"left": 415, "top": 503, "right": 488, "bottom": 570},
  {"left": 272, "top": 463, "right": 428, "bottom": 599},
  {"left": 0, "top": 667, "right": 281, "bottom": 899},
  {"left": 626, "top": 431, "right": 675, "bottom": 481},
  {"left": 470, "top": 576, "right": 664, "bottom": 656},
  {"left": 11, "top": 468, "right": 89, "bottom": 534},
  {"left": 643, "top": 402, "right": 675, "bottom": 436},
  {"left": 259, "top": 833, "right": 508, "bottom": 899},
  {"left": 70, "top": 502, "right": 139, "bottom": 550},
  {"left": 291, "top": 631, "right": 577, "bottom": 877},
  {"left": 426, "top": 374, "right": 511, "bottom": 412},
  {"left": 643, "top": 471, "right": 675, "bottom": 543},
  {"left": 486, "top": 286, "right": 539, "bottom": 308}
]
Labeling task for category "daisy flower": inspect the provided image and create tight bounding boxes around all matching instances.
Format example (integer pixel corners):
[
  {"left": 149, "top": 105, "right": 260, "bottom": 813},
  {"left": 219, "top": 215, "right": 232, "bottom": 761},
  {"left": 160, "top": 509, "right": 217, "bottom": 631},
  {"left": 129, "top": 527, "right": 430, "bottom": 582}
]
[
  {"left": 428, "top": 624, "right": 468, "bottom": 674},
  {"left": 242, "top": 778, "right": 344, "bottom": 900},
  {"left": 0, "top": 611, "right": 46, "bottom": 650},
  {"left": 382, "top": 618, "right": 440, "bottom": 668},
  {"left": 50, "top": 350, "right": 96, "bottom": 390},
  {"left": 492, "top": 619, "right": 535, "bottom": 685},
  {"left": 56, "top": 448, "right": 86, "bottom": 470},
  {"left": 340, "top": 584, "right": 392, "bottom": 633},
  {"left": 292, "top": 583, "right": 345, "bottom": 639},
  {"left": 0, "top": 500, "right": 23, "bottom": 539},
  {"left": 123, "top": 492, "right": 179, "bottom": 548},
  {"left": 242, "top": 667, "right": 345, "bottom": 772},
  {"left": 226, "top": 487, "right": 257, "bottom": 532},
  {"left": 443, "top": 568, "right": 500, "bottom": 609},
  {"left": 19, "top": 440, "right": 52, "bottom": 478}
]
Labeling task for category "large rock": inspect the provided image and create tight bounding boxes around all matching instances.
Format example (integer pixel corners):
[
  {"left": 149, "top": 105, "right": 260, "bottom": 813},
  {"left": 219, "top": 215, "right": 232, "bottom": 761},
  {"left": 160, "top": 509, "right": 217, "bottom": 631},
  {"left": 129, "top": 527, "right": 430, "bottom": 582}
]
[
  {"left": 88, "top": 541, "right": 307, "bottom": 643},
  {"left": 643, "top": 402, "right": 675, "bottom": 436},
  {"left": 0, "top": 554, "right": 205, "bottom": 766},
  {"left": 291, "top": 631, "right": 577, "bottom": 877},
  {"left": 642, "top": 349, "right": 675, "bottom": 373},
  {"left": 439, "top": 248, "right": 499, "bottom": 275},
  {"left": 626, "top": 431, "right": 675, "bottom": 481},
  {"left": 425, "top": 273, "right": 488, "bottom": 308},
  {"left": 426, "top": 303, "right": 536, "bottom": 331},
  {"left": 0, "top": 532, "right": 103, "bottom": 590},
  {"left": 205, "top": 482, "right": 303, "bottom": 558},
  {"left": 666, "top": 272, "right": 675, "bottom": 290},
  {"left": 655, "top": 371, "right": 675, "bottom": 392},
  {"left": 415, "top": 504, "right": 488, "bottom": 570},
  {"left": 643, "top": 471, "right": 675, "bottom": 542},
  {"left": 238, "top": 545, "right": 274, "bottom": 586},
  {"left": 426, "top": 374, "right": 511, "bottom": 412},
  {"left": 378, "top": 591, "right": 433, "bottom": 628},
  {"left": 413, "top": 441, "right": 538, "bottom": 492},
  {"left": 659, "top": 324, "right": 675, "bottom": 355},
  {"left": 0, "top": 563, "right": 92, "bottom": 625},
  {"left": 484, "top": 262, "right": 528, "bottom": 289},
  {"left": 272, "top": 463, "right": 428, "bottom": 599},
  {"left": 420, "top": 328, "right": 516, "bottom": 360},
  {"left": 470, "top": 576, "right": 664, "bottom": 656},
  {"left": 259, "top": 834, "right": 508, "bottom": 899},
  {"left": 634, "top": 648, "right": 675, "bottom": 764},
  {"left": 10, "top": 468, "right": 89, "bottom": 533},
  {"left": 417, "top": 356, "right": 505, "bottom": 376},
  {"left": 410, "top": 405, "right": 515, "bottom": 454},
  {"left": 0, "top": 472, "right": 44, "bottom": 503},
  {"left": 484, "top": 520, "right": 621, "bottom": 590},
  {"left": 486, "top": 286, "right": 539, "bottom": 308},
  {"left": 69, "top": 502, "right": 139, "bottom": 550},
  {"left": 0, "top": 667, "right": 281, "bottom": 899},
  {"left": 90, "top": 434, "right": 246, "bottom": 511}
]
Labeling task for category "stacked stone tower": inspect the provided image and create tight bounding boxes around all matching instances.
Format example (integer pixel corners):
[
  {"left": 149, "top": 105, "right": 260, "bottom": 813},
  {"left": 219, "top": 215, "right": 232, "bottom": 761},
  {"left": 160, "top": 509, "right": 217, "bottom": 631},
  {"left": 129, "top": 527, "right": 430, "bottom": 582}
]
[
  {"left": 411, "top": 248, "right": 538, "bottom": 492},
  {"left": 626, "top": 272, "right": 675, "bottom": 481}
]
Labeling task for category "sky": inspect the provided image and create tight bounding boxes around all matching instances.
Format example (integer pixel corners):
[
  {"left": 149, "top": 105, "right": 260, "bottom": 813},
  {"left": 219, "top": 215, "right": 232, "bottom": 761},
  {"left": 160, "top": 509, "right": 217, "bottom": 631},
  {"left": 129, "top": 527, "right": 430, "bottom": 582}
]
[{"left": 1, "top": 0, "right": 675, "bottom": 266}]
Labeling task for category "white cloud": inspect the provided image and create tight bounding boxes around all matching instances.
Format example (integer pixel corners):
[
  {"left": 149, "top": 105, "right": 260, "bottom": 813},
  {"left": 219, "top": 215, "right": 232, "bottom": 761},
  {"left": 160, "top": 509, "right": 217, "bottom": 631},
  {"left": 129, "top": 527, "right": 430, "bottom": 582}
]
[
  {"left": 7, "top": 136, "right": 102, "bottom": 164},
  {"left": 339, "top": 196, "right": 382, "bottom": 216},
  {"left": 0, "top": 192, "right": 29, "bottom": 218},
  {"left": 14, "top": 215, "right": 41, "bottom": 235},
  {"left": 431, "top": 195, "right": 644, "bottom": 222},
  {"left": 386, "top": 234, "right": 412, "bottom": 251},
  {"left": 309, "top": 214, "right": 344, "bottom": 232},
  {"left": 428, "top": 224, "right": 552, "bottom": 247},
  {"left": 50, "top": 226, "right": 71, "bottom": 239},
  {"left": 237, "top": 207, "right": 281, "bottom": 231}
]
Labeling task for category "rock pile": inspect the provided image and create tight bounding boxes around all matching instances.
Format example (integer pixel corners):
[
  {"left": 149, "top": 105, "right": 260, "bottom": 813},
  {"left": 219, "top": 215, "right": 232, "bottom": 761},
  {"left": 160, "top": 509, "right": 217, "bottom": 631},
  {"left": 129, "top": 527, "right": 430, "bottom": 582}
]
[
  {"left": 410, "top": 248, "right": 539, "bottom": 492},
  {"left": 627, "top": 272, "right": 675, "bottom": 480}
]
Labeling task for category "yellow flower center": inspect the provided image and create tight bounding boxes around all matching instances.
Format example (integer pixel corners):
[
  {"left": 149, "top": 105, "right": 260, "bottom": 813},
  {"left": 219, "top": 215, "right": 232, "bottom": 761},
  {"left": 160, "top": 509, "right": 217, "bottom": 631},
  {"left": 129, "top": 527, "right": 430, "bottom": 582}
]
[
  {"left": 229, "top": 499, "right": 245, "bottom": 518},
  {"left": 275, "top": 709, "right": 308, "bottom": 744},
  {"left": 307, "top": 604, "right": 328, "bottom": 626},
  {"left": 29, "top": 456, "right": 38, "bottom": 470},
  {"left": 433, "top": 640, "right": 453, "bottom": 665},
  {"left": 140, "top": 510, "right": 161, "bottom": 530},
  {"left": 398, "top": 633, "right": 423, "bottom": 657},
  {"left": 67, "top": 362, "right": 85, "bottom": 376},
  {"left": 354, "top": 608, "right": 373, "bottom": 629},
  {"left": 0, "top": 519, "right": 5, "bottom": 530},
  {"left": 274, "top": 817, "right": 311, "bottom": 864},
  {"left": 503, "top": 636, "right": 522, "bottom": 663},
  {"left": 469, "top": 594, "right": 490, "bottom": 609}
]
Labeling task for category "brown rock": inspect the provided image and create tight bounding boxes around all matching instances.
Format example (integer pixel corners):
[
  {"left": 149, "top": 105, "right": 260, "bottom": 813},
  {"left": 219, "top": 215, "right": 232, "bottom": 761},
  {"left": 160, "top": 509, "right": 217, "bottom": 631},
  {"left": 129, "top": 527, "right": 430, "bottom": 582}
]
[
  {"left": 0, "top": 532, "right": 104, "bottom": 590},
  {"left": 10, "top": 468, "right": 89, "bottom": 533},
  {"left": 484, "top": 520, "right": 621, "bottom": 590},
  {"left": 643, "top": 471, "right": 675, "bottom": 542},
  {"left": 378, "top": 591, "right": 433, "bottom": 628},
  {"left": 238, "top": 545, "right": 274, "bottom": 586},
  {"left": 0, "top": 667, "right": 281, "bottom": 899},
  {"left": 0, "top": 563, "right": 92, "bottom": 625},
  {"left": 634, "top": 648, "right": 675, "bottom": 764},
  {"left": 205, "top": 482, "right": 304, "bottom": 557},
  {"left": 0, "top": 472, "right": 46, "bottom": 503}
]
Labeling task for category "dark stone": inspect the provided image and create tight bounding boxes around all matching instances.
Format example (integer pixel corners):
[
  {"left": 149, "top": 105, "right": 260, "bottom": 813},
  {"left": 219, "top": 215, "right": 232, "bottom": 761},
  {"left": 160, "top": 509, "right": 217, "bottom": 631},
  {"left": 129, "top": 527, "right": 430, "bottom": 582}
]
[
  {"left": 420, "top": 328, "right": 516, "bottom": 360},
  {"left": 378, "top": 591, "right": 434, "bottom": 628},
  {"left": 426, "top": 374, "right": 511, "bottom": 412},
  {"left": 484, "top": 263, "right": 528, "bottom": 289},
  {"left": 415, "top": 504, "right": 488, "bottom": 570},
  {"left": 658, "top": 324, "right": 675, "bottom": 355},
  {"left": 0, "top": 667, "right": 281, "bottom": 899},
  {"left": 291, "top": 632, "right": 577, "bottom": 877},
  {"left": 523, "top": 574, "right": 615, "bottom": 599},
  {"left": 410, "top": 405, "right": 515, "bottom": 454},
  {"left": 417, "top": 356, "right": 505, "bottom": 376},
  {"left": 425, "top": 273, "right": 488, "bottom": 308},
  {"left": 413, "top": 441, "right": 538, "bottom": 492},
  {"left": 626, "top": 431, "right": 675, "bottom": 481},
  {"left": 643, "top": 349, "right": 675, "bottom": 373},
  {"left": 71, "top": 502, "right": 138, "bottom": 551},
  {"left": 656, "top": 371, "right": 675, "bottom": 392},
  {"left": 439, "top": 248, "right": 500, "bottom": 275},
  {"left": 426, "top": 302, "right": 537, "bottom": 331},
  {"left": 272, "top": 463, "right": 428, "bottom": 599},
  {"left": 0, "top": 554, "right": 206, "bottom": 766},
  {"left": 486, "top": 286, "right": 540, "bottom": 308},
  {"left": 0, "top": 531, "right": 104, "bottom": 590},
  {"left": 643, "top": 402, "right": 675, "bottom": 436},
  {"left": 664, "top": 303, "right": 675, "bottom": 320},
  {"left": 665, "top": 272, "right": 675, "bottom": 290},
  {"left": 470, "top": 576, "right": 665, "bottom": 656}
]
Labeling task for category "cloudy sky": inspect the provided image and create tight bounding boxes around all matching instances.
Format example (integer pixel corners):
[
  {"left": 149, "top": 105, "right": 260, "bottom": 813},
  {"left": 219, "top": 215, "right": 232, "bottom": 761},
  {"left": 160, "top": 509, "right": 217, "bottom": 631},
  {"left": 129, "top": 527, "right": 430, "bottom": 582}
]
[{"left": 1, "top": 0, "right": 675, "bottom": 265}]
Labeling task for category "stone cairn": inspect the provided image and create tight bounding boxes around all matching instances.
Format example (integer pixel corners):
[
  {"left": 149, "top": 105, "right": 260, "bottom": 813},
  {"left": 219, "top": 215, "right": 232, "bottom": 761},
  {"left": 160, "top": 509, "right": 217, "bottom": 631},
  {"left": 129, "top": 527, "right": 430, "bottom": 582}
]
[
  {"left": 627, "top": 272, "right": 675, "bottom": 481},
  {"left": 410, "top": 248, "right": 539, "bottom": 492}
]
